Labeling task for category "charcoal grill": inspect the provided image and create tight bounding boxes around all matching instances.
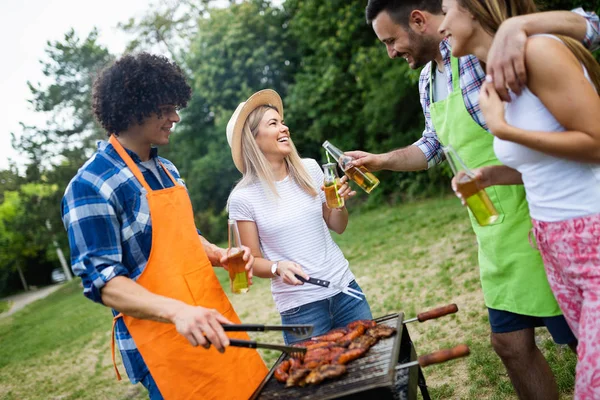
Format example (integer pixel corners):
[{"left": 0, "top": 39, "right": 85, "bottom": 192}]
[{"left": 250, "top": 312, "right": 431, "bottom": 400}]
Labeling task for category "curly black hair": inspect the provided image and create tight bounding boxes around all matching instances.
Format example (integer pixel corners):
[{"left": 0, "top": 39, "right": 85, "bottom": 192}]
[{"left": 92, "top": 53, "right": 192, "bottom": 135}]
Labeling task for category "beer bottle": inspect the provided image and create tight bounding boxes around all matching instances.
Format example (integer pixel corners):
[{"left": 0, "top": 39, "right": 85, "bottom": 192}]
[{"left": 322, "top": 141, "right": 380, "bottom": 194}]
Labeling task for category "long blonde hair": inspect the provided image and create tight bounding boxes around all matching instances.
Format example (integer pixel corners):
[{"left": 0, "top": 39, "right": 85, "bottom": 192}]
[
  {"left": 231, "top": 105, "right": 317, "bottom": 199},
  {"left": 459, "top": 0, "right": 600, "bottom": 92}
]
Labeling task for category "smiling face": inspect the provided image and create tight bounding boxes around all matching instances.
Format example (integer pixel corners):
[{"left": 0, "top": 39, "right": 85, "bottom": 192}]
[
  {"left": 254, "top": 108, "right": 292, "bottom": 162},
  {"left": 132, "top": 104, "right": 181, "bottom": 146},
  {"left": 438, "top": 0, "right": 479, "bottom": 58},
  {"left": 372, "top": 10, "right": 440, "bottom": 70}
]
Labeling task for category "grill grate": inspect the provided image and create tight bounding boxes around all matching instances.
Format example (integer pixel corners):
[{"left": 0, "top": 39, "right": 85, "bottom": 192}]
[{"left": 251, "top": 313, "right": 425, "bottom": 400}]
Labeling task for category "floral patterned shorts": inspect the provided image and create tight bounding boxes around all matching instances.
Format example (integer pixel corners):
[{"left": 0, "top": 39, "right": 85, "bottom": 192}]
[{"left": 533, "top": 214, "right": 600, "bottom": 400}]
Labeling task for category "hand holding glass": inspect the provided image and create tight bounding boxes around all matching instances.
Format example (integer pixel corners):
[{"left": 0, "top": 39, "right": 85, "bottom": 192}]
[
  {"left": 227, "top": 219, "right": 249, "bottom": 294},
  {"left": 443, "top": 146, "right": 499, "bottom": 227}
]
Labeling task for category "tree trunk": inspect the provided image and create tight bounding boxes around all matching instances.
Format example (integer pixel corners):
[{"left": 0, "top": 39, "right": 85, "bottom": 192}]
[{"left": 17, "top": 265, "right": 29, "bottom": 292}]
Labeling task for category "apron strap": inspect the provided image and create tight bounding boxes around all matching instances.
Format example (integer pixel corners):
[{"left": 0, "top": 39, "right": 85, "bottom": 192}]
[
  {"left": 157, "top": 160, "right": 180, "bottom": 187},
  {"left": 108, "top": 135, "right": 153, "bottom": 193},
  {"left": 450, "top": 57, "right": 460, "bottom": 92},
  {"left": 429, "top": 57, "right": 461, "bottom": 101},
  {"left": 111, "top": 313, "right": 123, "bottom": 381}
]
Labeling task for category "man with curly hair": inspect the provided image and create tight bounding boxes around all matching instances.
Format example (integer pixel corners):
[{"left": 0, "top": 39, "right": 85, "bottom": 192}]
[{"left": 61, "top": 53, "right": 268, "bottom": 399}]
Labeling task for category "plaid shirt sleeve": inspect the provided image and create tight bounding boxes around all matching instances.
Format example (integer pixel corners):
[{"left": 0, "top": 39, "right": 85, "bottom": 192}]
[
  {"left": 61, "top": 178, "right": 130, "bottom": 304},
  {"left": 572, "top": 7, "right": 600, "bottom": 51},
  {"left": 414, "top": 62, "right": 445, "bottom": 169}
]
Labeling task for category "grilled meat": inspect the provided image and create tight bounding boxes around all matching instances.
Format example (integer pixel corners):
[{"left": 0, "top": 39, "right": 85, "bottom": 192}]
[
  {"left": 285, "top": 368, "right": 311, "bottom": 388},
  {"left": 274, "top": 360, "right": 291, "bottom": 383},
  {"left": 310, "top": 328, "right": 348, "bottom": 342},
  {"left": 349, "top": 334, "right": 378, "bottom": 350},
  {"left": 366, "top": 324, "right": 397, "bottom": 339},
  {"left": 347, "top": 319, "right": 377, "bottom": 330},
  {"left": 333, "top": 347, "right": 369, "bottom": 365},
  {"left": 305, "top": 340, "right": 337, "bottom": 350},
  {"left": 304, "top": 364, "right": 347, "bottom": 385},
  {"left": 336, "top": 325, "right": 366, "bottom": 346}
]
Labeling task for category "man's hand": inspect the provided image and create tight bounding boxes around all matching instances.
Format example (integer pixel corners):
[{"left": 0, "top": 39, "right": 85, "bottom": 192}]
[
  {"left": 487, "top": 16, "right": 529, "bottom": 102},
  {"left": 219, "top": 245, "right": 254, "bottom": 285},
  {"left": 345, "top": 150, "right": 384, "bottom": 171},
  {"left": 172, "top": 305, "right": 233, "bottom": 352},
  {"left": 276, "top": 261, "right": 309, "bottom": 286}
]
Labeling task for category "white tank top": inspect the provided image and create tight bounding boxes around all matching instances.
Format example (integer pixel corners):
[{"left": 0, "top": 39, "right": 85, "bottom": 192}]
[{"left": 493, "top": 35, "right": 600, "bottom": 222}]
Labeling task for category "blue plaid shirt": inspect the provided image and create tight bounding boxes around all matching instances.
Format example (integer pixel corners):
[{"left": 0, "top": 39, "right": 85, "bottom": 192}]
[
  {"left": 414, "top": 8, "right": 600, "bottom": 168},
  {"left": 61, "top": 140, "right": 200, "bottom": 383}
]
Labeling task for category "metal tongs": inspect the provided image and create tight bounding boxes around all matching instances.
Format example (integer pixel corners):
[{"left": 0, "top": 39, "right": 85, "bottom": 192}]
[
  {"left": 223, "top": 323, "right": 314, "bottom": 339},
  {"left": 294, "top": 274, "right": 366, "bottom": 301}
]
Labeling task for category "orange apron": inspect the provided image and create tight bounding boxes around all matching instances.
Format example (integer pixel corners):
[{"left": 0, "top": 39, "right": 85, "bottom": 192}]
[{"left": 108, "top": 136, "right": 267, "bottom": 399}]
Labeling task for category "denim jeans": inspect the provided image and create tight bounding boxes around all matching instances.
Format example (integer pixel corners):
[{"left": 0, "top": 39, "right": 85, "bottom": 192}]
[
  {"left": 279, "top": 280, "right": 373, "bottom": 344},
  {"left": 140, "top": 372, "right": 164, "bottom": 400}
]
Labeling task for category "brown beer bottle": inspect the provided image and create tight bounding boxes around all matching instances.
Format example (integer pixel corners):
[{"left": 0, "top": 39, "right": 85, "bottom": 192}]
[{"left": 322, "top": 141, "right": 380, "bottom": 194}]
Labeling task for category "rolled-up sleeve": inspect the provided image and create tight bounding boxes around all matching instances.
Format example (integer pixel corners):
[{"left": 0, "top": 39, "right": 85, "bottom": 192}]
[
  {"left": 414, "top": 63, "right": 445, "bottom": 169},
  {"left": 572, "top": 7, "right": 600, "bottom": 51},
  {"left": 61, "top": 179, "right": 129, "bottom": 304}
]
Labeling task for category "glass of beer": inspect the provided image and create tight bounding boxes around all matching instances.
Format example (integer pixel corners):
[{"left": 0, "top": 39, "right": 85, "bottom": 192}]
[
  {"left": 322, "top": 163, "right": 345, "bottom": 209},
  {"left": 443, "top": 146, "right": 498, "bottom": 227},
  {"left": 322, "top": 140, "right": 380, "bottom": 193},
  {"left": 227, "top": 219, "right": 249, "bottom": 294}
]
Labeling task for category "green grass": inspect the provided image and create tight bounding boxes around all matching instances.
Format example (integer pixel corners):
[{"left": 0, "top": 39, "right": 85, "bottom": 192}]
[
  {"left": 0, "top": 196, "right": 576, "bottom": 399},
  {"left": 0, "top": 300, "right": 10, "bottom": 314}
]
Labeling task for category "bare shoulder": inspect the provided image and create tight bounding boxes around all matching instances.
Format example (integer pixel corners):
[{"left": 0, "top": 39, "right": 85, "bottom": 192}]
[
  {"left": 524, "top": 35, "right": 584, "bottom": 92},
  {"left": 524, "top": 36, "right": 580, "bottom": 75}
]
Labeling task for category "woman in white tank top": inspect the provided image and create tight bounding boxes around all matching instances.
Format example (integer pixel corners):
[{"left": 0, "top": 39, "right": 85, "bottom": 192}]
[
  {"left": 224, "top": 90, "right": 372, "bottom": 344},
  {"left": 439, "top": 0, "right": 600, "bottom": 398}
]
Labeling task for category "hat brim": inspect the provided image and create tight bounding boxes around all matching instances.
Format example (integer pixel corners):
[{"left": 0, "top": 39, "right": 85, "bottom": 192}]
[{"left": 228, "top": 89, "right": 284, "bottom": 173}]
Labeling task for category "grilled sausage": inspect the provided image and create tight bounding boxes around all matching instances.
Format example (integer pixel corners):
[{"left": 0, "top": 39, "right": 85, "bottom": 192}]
[
  {"left": 333, "top": 347, "right": 368, "bottom": 365},
  {"left": 274, "top": 360, "right": 291, "bottom": 383},
  {"left": 347, "top": 319, "right": 376, "bottom": 330},
  {"left": 310, "top": 328, "right": 348, "bottom": 342}
]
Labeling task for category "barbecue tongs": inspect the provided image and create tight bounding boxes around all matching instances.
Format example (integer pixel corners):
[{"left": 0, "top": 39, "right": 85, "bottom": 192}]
[
  {"left": 222, "top": 323, "right": 313, "bottom": 339},
  {"left": 294, "top": 274, "right": 366, "bottom": 301}
]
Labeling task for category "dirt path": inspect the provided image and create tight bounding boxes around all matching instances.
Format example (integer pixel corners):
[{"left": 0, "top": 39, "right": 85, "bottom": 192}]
[{"left": 0, "top": 284, "right": 64, "bottom": 318}]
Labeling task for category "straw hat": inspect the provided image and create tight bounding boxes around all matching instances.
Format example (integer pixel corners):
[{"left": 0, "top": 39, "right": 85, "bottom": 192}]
[{"left": 226, "top": 89, "right": 284, "bottom": 172}]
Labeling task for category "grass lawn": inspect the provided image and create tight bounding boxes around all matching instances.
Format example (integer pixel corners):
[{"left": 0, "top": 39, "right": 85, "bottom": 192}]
[{"left": 0, "top": 196, "right": 576, "bottom": 399}]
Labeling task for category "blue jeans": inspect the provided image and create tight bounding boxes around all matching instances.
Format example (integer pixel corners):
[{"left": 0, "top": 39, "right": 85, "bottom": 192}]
[
  {"left": 280, "top": 280, "right": 373, "bottom": 345},
  {"left": 140, "top": 372, "right": 163, "bottom": 400}
]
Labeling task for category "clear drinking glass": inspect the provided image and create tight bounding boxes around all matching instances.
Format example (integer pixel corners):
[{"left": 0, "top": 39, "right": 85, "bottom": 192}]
[
  {"left": 322, "top": 140, "right": 380, "bottom": 194},
  {"left": 322, "top": 163, "right": 344, "bottom": 209},
  {"left": 227, "top": 219, "right": 249, "bottom": 294},
  {"left": 443, "top": 146, "right": 499, "bottom": 227}
]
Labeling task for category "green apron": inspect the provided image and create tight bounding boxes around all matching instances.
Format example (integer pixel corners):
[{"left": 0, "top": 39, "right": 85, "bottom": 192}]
[{"left": 429, "top": 57, "right": 560, "bottom": 317}]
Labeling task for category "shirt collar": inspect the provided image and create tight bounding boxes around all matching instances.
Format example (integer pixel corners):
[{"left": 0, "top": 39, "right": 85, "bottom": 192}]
[
  {"left": 439, "top": 38, "right": 452, "bottom": 61},
  {"left": 98, "top": 140, "right": 159, "bottom": 163}
]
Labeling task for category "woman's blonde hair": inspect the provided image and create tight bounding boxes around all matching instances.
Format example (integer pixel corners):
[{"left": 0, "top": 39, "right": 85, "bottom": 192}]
[
  {"left": 459, "top": 0, "right": 600, "bottom": 92},
  {"left": 231, "top": 105, "right": 317, "bottom": 198}
]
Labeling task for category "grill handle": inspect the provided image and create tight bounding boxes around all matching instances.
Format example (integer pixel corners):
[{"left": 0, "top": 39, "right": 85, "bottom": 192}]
[
  {"left": 418, "top": 344, "right": 470, "bottom": 367},
  {"left": 395, "top": 344, "right": 470, "bottom": 370},
  {"left": 403, "top": 303, "right": 459, "bottom": 324}
]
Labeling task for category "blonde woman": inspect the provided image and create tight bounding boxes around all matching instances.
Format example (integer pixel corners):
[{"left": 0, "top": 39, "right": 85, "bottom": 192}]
[
  {"left": 226, "top": 89, "right": 372, "bottom": 344},
  {"left": 439, "top": 1, "right": 600, "bottom": 398}
]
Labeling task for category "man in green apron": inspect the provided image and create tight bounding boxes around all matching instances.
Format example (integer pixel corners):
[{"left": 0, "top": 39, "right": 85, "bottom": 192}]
[{"left": 349, "top": 1, "right": 599, "bottom": 398}]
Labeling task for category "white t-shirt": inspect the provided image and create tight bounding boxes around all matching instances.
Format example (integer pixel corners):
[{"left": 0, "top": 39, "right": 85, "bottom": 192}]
[
  {"left": 228, "top": 158, "right": 355, "bottom": 312},
  {"left": 494, "top": 35, "right": 600, "bottom": 222}
]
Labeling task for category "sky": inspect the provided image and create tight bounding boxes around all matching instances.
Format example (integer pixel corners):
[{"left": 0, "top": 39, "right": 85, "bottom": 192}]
[{"left": 0, "top": 0, "right": 156, "bottom": 170}]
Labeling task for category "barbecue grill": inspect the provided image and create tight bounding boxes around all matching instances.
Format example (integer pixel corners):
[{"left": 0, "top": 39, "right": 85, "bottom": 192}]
[{"left": 250, "top": 312, "right": 432, "bottom": 400}]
